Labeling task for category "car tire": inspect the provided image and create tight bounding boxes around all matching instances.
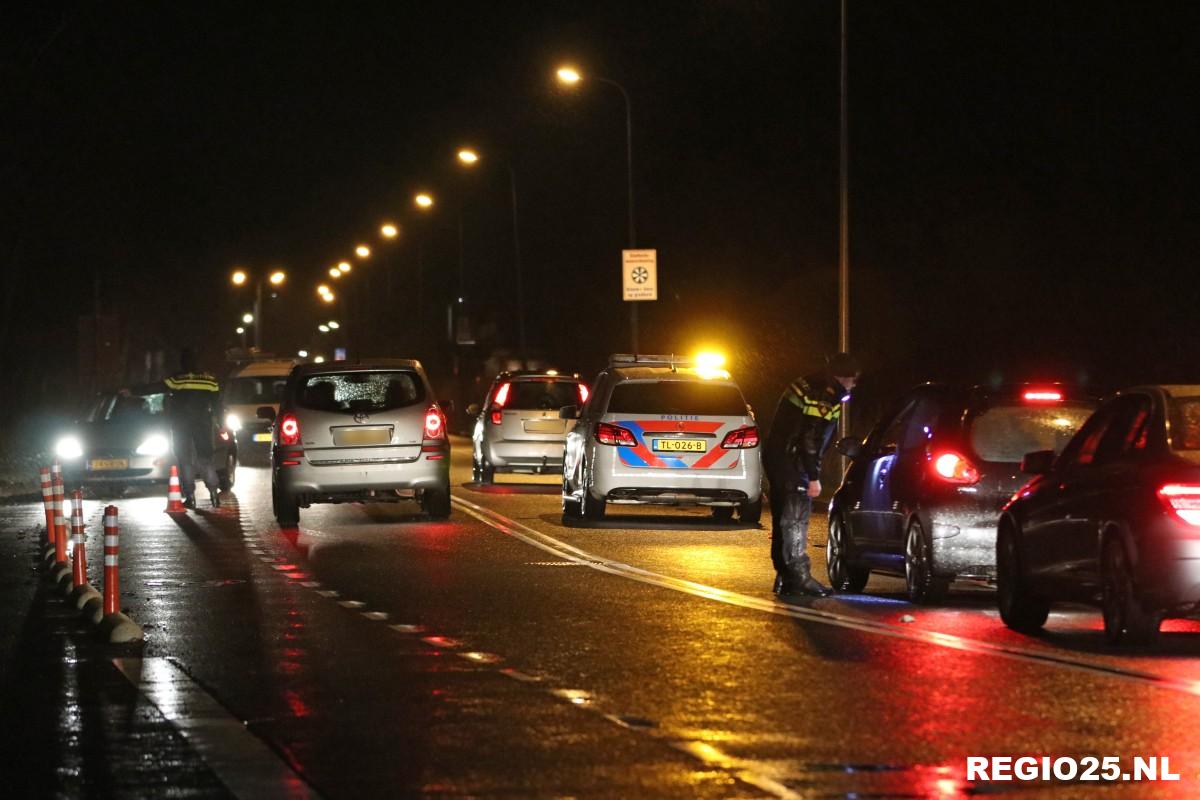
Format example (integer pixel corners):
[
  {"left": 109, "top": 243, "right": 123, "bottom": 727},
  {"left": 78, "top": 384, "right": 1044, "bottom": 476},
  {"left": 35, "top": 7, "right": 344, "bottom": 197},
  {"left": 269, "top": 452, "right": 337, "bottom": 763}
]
[
  {"left": 904, "top": 519, "right": 947, "bottom": 604},
  {"left": 1102, "top": 536, "right": 1160, "bottom": 646},
  {"left": 479, "top": 462, "right": 495, "bottom": 485},
  {"left": 738, "top": 498, "right": 763, "bottom": 525},
  {"left": 580, "top": 462, "right": 606, "bottom": 521},
  {"left": 218, "top": 453, "right": 237, "bottom": 491},
  {"left": 711, "top": 506, "right": 735, "bottom": 522},
  {"left": 422, "top": 486, "right": 452, "bottom": 520},
  {"left": 996, "top": 523, "right": 1049, "bottom": 634},
  {"left": 826, "top": 512, "right": 870, "bottom": 593},
  {"left": 273, "top": 483, "right": 300, "bottom": 527}
]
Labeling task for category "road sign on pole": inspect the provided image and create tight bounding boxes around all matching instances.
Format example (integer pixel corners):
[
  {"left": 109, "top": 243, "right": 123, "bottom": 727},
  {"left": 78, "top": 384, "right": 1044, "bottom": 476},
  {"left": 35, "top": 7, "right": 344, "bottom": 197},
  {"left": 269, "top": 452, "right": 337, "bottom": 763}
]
[{"left": 622, "top": 249, "right": 657, "bottom": 302}]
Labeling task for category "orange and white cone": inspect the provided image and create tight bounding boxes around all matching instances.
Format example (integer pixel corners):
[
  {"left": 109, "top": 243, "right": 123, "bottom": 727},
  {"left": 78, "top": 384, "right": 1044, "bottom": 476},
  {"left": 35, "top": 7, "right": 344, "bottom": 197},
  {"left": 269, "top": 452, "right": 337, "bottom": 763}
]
[
  {"left": 165, "top": 465, "right": 186, "bottom": 513},
  {"left": 95, "top": 505, "right": 142, "bottom": 641},
  {"left": 40, "top": 467, "right": 56, "bottom": 561},
  {"left": 68, "top": 490, "right": 101, "bottom": 608}
]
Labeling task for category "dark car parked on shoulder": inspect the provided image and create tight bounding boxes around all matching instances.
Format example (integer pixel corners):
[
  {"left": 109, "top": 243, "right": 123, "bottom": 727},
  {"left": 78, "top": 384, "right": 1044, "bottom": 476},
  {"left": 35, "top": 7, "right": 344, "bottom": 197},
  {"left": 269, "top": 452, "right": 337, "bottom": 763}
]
[
  {"left": 827, "top": 384, "right": 1095, "bottom": 602},
  {"left": 997, "top": 385, "right": 1200, "bottom": 646}
]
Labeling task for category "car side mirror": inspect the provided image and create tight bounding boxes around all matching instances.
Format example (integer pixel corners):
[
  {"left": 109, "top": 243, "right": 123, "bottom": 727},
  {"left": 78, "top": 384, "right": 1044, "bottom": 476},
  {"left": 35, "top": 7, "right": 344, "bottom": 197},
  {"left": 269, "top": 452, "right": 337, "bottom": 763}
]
[
  {"left": 559, "top": 405, "right": 581, "bottom": 420},
  {"left": 834, "top": 436, "right": 863, "bottom": 460},
  {"left": 466, "top": 403, "right": 481, "bottom": 417},
  {"left": 1021, "top": 449, "right": 1056, "bottom": 475},
  {"left": 256, "top": 406, "right": 276, "bottom": 422}
]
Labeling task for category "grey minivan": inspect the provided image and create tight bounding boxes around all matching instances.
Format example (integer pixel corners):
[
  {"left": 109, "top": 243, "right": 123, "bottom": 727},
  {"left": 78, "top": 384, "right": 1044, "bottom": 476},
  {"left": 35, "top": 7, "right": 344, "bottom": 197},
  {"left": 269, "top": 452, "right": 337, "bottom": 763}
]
[{"left": 265, "top": 360, "right": 451, "bottom": 526}]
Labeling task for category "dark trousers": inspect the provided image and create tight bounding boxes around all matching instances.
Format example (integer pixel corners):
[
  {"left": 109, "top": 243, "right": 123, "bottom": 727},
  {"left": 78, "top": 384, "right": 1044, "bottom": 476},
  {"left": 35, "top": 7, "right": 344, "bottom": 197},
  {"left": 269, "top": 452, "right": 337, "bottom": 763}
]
[
  {"left": 769, "top": 480, "right": 813, "bottom": 582},
  {"left": 174, "top": 433, "right": 218, "bottom": 497}
]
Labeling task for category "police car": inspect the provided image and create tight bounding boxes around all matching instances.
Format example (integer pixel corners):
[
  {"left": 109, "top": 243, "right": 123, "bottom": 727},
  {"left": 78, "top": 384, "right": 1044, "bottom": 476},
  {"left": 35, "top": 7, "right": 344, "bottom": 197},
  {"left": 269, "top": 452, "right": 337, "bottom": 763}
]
[{"left": 560, "top": 354, "right": 763, "bottom": 523}]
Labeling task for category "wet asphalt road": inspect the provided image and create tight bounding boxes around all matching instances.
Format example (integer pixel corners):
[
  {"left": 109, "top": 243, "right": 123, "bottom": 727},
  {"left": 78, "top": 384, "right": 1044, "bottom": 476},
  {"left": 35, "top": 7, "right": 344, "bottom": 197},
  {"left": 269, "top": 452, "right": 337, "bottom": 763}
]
[{"left": 4, "top": 436, "right": 1200, "bottom": 798}]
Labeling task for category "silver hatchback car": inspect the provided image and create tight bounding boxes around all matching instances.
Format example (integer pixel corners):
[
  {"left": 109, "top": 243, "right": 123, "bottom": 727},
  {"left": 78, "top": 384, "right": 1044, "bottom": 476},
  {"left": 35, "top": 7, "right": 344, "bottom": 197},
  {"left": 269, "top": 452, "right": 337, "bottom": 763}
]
[
  {"left": 266, "top": 360, "right": 451, "bottom": 526},
  {"left": 561, "top": 355, "right": 763, "bottom": 523},
  {"left": 469, "top": 371, "right": 588, "bottom": 483}
]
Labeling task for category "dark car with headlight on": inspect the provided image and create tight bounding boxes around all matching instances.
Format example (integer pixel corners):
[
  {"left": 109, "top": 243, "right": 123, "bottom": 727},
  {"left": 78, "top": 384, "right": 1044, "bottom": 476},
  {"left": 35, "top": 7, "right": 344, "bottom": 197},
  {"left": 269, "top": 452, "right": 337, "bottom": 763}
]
[
  {"left": 997, "top": 385, "right": 1200, "bottom": 646},
  {"left": 827, "top": 383, "right": 1096, "bottom": 602},
  {"left": 55, "top": 384, "right": 237, "bottom": 491}
]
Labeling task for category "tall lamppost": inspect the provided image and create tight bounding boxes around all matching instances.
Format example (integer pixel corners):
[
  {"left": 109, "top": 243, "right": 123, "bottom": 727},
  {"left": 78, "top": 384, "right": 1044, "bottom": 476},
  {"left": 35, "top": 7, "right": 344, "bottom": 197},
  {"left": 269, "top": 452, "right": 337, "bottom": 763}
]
[
  {"left": 413, "top": 193, "right": 435, "bottom": 349},
  {"left": 455, "top": 147, "right": 526, "bottom": 360},
  {"left": 231, "top": 268, "right": 286, "bottom": 351},
  {"left": 556, "top": 65, "right": 640, "bottom": 351}
]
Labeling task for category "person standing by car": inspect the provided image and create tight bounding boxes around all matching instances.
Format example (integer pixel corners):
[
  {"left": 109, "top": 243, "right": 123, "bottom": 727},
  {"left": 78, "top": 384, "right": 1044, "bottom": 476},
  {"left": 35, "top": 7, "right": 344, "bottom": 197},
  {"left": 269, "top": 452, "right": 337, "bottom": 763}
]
[
  {"left": 165, "top": 348, "right": 222, "bottom": 509},
  {"left": 764, "top": 352, "right": 860, "bottom": 596}
]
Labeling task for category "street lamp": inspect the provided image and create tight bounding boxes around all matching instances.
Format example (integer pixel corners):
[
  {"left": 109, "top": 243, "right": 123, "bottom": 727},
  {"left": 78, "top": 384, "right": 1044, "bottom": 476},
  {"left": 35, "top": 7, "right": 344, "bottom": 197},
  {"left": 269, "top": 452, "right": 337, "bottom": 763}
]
[
  {"left": 455, "top": 146, "right": 527, "bottom": 360},
  {"left": 414, "top": 192, "right": 434, "bottom": 209},
  {"left": 329, "top": 266, "right": 342, "bottom": 278},
  {"left": 555, "top": 64, "right": 640, "bottom": 351},
  {"left": 337, "top": 261, "right": 352, "bottom": 274},
  {"left": 355, "top": 244, "right": 371, "bottom": 259},
  {"left": 241, "top": 312, "right": 254, "bottom": 324},
  {"left": 318, "top": 324, "right": 330, "bottom": 333},
  {"left": 328, "top": 320, "right": 340, "bottom": 330},
  {"left": 230, "top": 268, "right": 286, "bottom": 350},
  {"left": 380, "top": 223, "right": 399, "bottom": 239}
]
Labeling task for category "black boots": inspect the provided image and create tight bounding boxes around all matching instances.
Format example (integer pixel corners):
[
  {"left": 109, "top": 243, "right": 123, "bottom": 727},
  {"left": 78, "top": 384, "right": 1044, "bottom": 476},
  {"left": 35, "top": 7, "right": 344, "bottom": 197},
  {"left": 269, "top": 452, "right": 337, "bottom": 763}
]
[{"left": 774, "top": 570, "right": 832, "bottom": 598}]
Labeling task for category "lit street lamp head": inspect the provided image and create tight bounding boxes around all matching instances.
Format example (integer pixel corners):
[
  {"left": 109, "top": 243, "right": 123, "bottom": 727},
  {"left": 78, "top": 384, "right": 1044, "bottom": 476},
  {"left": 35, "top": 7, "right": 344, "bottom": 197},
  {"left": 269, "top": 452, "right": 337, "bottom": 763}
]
[
  {"left": 318, "top": 324, "right": 330, "bottom": 333},
  {"left": 236, "top": 326, "right": 245, "bottom": 334},
  {"left": 320, "top": 291, "right": 336, "bottom": 304},
  {"left": 269, "top": 270, "right": 286, "bottom": 286},
  {"left": 556, "top": 66, "right": 582, "bottom": 85},
  {"left": 414, "top": 193, "right": 434, "bottom": 209},
  {"left": 337, "top": 261, "right": 352, "bottom": 274},
  {"left": 355, "top": 244, "right": 371, "bottom": 258},
  {"left": 317, "top": 284, "right": 331, "bottom": 297},
  {"left": 457, "top": 148, "right": 479, "bottom": 165},
  {"left": 329, "top": 267, "right": 342, "bottom": 278},
  {"left": 231, "top": 270, "right": 248, "bottom": 286},
  {"left": 241, "top": 313, "right": 254, "bottom": 324},
  {"left": 380, "top": 223, "right": 399, "bottom": 239}
]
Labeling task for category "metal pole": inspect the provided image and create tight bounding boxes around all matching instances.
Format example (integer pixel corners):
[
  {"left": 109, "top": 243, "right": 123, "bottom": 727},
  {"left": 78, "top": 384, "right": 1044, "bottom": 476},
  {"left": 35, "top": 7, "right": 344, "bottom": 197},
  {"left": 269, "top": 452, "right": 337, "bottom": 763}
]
[
  {"left": 507, "top": 163, "right": 526, "bottom": 363},
  {"left": 838, "top": 0, "right": 851, "bottom": 453},
  {"left": 597, "top": 77, "right": 638, "bottom": 353},
  {"left": 253, "top": 279, "right": 263, "bottom": 351}
]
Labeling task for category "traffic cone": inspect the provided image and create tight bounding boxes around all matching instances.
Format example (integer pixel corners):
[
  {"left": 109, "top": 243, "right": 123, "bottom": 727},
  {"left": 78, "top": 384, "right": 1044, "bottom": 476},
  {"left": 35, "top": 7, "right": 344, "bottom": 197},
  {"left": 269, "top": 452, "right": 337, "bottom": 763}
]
[
  {"left": 50, "top": 472, "right": 71, "bottom": 584},
  {"left": 68, "top": 490, "right": 101, "bottom": 608},
  {"left": 94, "top": 506, "right": 142, "bottom": 641},
  {"left": 40, "top": 467, "right": 56, "bottom": 562},
  {"left": 165, "top": 465, "right": 186, "bottom": 513}
]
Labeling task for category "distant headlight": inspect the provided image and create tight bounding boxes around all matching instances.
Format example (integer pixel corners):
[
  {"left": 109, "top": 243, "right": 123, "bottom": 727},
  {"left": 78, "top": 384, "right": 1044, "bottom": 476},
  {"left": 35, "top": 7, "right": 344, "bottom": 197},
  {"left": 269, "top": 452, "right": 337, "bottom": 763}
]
[
  {"left": 135, "top": 434, "right": 170, "bottom": 456},
  {"left": 225, "top": 413, "right": 242, "bottom": 432},
  {"left": 55, "top": 436, "right": 83, "bottom": 460}
]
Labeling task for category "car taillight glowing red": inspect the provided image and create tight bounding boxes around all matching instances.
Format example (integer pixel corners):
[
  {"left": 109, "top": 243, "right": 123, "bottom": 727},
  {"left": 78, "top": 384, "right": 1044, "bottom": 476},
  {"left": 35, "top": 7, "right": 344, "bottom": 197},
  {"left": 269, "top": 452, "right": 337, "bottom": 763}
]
[
  {"left": 596, "top": 422, "right": 637, "bottom": 447},
  {"left": 721, "top": 426, "right": 759, "bottom": 449},
  {"left": 493, "top": 382, "right": 511, "bottom": 408},
  {"left": 932, "top": 451, "right": 980, "bottom": 484},
  {"left": 424, "top": 406, "right": 446, "bottom": 440},
  {"left": 279, "top": 414, "right": 300, "bottom": 446},
  {"left": 1157, "top": 484, "right": 1200, "bottom": 527},
  {"left": 1023, "top": 389, "right": 1063, "bottom": 403},
  {"left": 578, "top": 383, "right": 590, "bottom": 404}
]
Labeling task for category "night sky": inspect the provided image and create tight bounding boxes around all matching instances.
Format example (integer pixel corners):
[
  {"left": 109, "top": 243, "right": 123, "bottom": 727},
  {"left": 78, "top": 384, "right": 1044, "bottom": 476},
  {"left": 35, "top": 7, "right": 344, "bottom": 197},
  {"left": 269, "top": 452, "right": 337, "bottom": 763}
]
[{"left": 4, "top": 1, "right": 1199, "bottom": 421}]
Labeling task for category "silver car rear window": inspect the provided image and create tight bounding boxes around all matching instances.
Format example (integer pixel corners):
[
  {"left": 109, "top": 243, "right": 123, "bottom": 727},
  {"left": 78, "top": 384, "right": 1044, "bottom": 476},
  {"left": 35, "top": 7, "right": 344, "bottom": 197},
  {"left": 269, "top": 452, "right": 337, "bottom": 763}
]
[
  {"left": 608, "top": 381, "right": 746, "bottom": 416},
  {"left": 298, "top": 371, "right": 425, "bottom": 414},
  {"left": 502, "top": 379, "right": 581, "bottom": 410},
  {"left": 968, "top": 403, "right": 1093, "bottom": 463}
]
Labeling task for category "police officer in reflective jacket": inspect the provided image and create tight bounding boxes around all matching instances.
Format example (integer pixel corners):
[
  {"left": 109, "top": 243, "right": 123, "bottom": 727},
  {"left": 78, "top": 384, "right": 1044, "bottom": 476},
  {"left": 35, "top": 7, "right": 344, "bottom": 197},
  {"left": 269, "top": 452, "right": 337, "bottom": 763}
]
[
  {"left": 164, "top": 348, "right": 222, "bottom": 509},
  {"left": 764, "top": 353, "right": 860, "bottom": 596}
]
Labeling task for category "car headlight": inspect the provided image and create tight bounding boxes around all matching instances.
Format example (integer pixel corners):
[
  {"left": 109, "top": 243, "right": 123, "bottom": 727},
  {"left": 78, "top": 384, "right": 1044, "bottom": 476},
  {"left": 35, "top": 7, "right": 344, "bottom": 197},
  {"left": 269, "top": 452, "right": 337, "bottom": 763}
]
[
  {"left": 135, "top": 434, "right": 170, "bottom": 456},
  {"left": 55, "top": 436, "right": 83, "bottom": 460},
  {"left": 225, "top": 413, "right": 242, "bottom": 432}
]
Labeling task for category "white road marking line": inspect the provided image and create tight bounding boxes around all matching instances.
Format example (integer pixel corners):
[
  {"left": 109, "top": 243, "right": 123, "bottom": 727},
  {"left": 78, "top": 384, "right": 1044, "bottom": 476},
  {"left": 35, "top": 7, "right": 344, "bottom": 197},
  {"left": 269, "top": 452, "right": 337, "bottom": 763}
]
[
  {"left": 459, "top": 651, "right": 503, "bottom": 664},
  {"left": 361, "top": 611, "right": 388, "bottom": 621},
  {"left": 450, "top": 494, "right": 1200, "bottom": 697},
  {"left": 338, "top": 600, "right": 366, "bottom": 609},
  {"left": 499, "top": 668, "right": 542, "bottom": 683},
  {"left": 299, "top": 581, "right": 321, "bottom": 589},
  {"left": 315, "top": 590, "right": 339, "bottom": 598},
  {"left": 421, "top": 635, "right": 461, "bottom": 649},
  {"left": 113, "top": 657, "right": 321, "bottom": 799},
  {"left": 389, "top": 624, "right": 425, "bottom": 634}
]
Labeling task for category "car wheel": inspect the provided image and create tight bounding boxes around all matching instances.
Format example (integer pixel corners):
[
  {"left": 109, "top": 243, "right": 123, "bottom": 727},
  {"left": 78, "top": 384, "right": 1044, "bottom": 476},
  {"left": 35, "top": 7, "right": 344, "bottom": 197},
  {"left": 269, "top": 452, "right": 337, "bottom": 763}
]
[
  {"left": 479, "top": 461, "right": 495, "bottom": 485},
  {"left": 471, "top": 458, "right": 482, "bottom": 483},
  {"left": 580, "top": 462, "right": 605, "bottom": 520},
  {"left": 1102, "top": 536, "right": 1160, "bottom": 646},
  {"left": 904, "top": 519, "right": 947, "bottom": 604},
  {"left": 826, "top": 512, "right": 870, "bottom": 593},
  {"left": 218, "top": 452, "right": 237, "bottom": 491},
  {"left": 711, "top": 506, "right": 735, "bottom": 522},
  {"left": 738, "top": 498, "right": 763, "bottom": 525},
  {"left": 422, "top": 485, "right": 452, "bottom": 520},
  {"left": 996, "top": 524, "right": 1049, "bottom": 634},
  {"left": 273, "top": 483, "right": 299, "bottom": 527}
]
